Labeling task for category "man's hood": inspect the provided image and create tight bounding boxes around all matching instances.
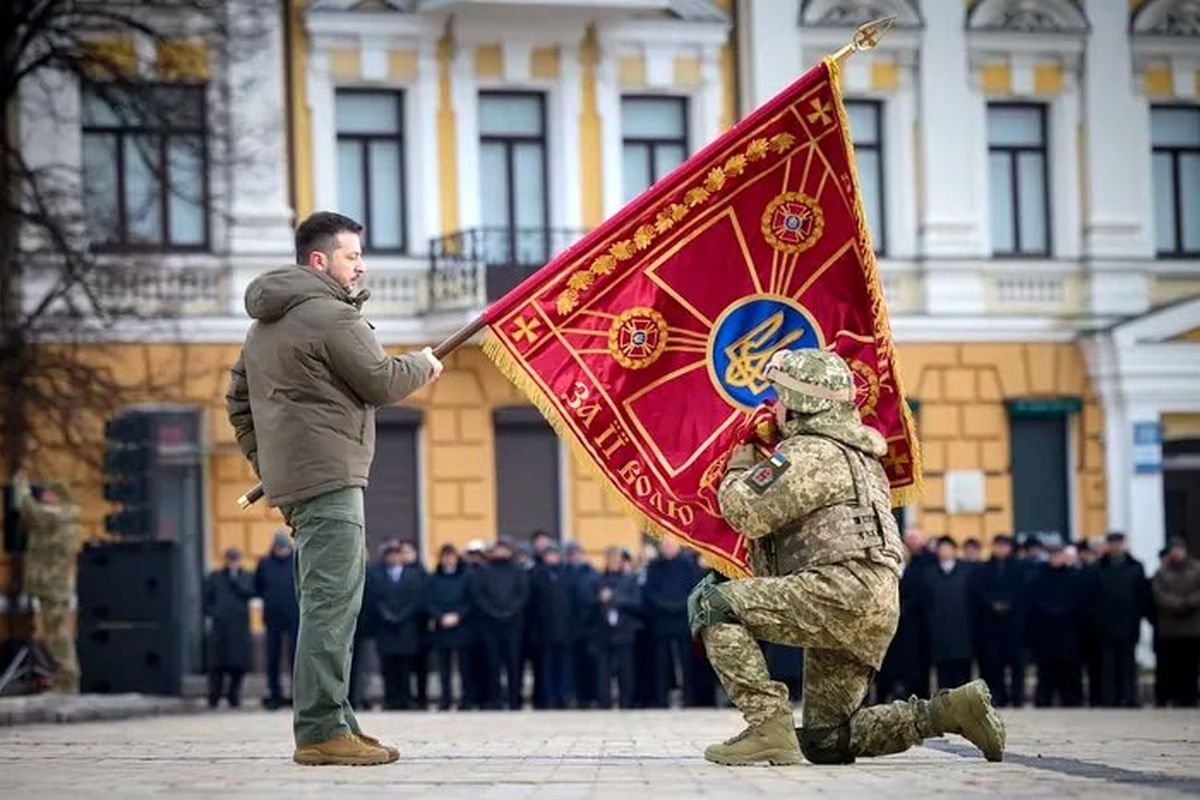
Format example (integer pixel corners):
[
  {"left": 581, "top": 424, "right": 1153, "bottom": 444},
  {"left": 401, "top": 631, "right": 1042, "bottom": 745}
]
[{"left": 244, "top": 265, "right": 350, "bottom": 322}]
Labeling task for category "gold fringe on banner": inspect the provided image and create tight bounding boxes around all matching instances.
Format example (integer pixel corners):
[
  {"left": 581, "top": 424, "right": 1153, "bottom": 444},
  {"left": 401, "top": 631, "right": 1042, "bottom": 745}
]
[
  {"left": 481, "top": 331, "right": 750, "bottom": 578},
  {"left": 826, "top": 56, "right": 924, "bottom": 508}
]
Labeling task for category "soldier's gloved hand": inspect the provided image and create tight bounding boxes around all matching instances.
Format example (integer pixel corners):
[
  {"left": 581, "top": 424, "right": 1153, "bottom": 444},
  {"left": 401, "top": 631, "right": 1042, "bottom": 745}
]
[
  {"left": 736, "top": 399, "right": 781, "bottom": 448},
  {"left": 687, "top": 571, "right": 733, "bottom": 637},
  {"left": 687, "top": 573, "right": 715, "bottom": 637},
  {"left": 728, "top": 443, "right": 758, "bottom": 471}
]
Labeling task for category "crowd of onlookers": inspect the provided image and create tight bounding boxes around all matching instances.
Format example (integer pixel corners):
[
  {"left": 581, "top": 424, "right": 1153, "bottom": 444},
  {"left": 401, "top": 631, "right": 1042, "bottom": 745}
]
[
  {"left": 202, "top": 527, "right": 1200, "bottom": 711},
  {"left": 877, "top": 530, "right": 1200, "bottom": 709},
  {"left": 342, "top": 533, "right": 754, "bottom": 711}
]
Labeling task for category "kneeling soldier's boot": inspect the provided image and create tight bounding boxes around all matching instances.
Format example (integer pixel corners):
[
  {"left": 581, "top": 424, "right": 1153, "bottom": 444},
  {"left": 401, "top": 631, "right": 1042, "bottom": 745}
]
[
  {"left": 293, "top": 733, "right": 393, "bottom": 766},
  {"left": 704, "top": 711, "right": 803, "bottom": 766},
  {"left": 928, "top": 679, "right": 1006, "bottom": 762}
]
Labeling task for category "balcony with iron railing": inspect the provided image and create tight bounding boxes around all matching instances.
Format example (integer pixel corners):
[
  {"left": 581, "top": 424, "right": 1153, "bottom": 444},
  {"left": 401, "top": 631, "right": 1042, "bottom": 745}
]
[{"left": 428, "top": 226, "right": 589, "bottom": 308}]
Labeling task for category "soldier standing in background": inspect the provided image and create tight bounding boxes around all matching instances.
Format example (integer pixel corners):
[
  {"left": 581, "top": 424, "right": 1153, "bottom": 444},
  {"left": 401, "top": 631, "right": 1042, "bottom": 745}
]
[
  {"left": 13, "top": 471, "right": 80, "bottom": 694},
  {"left": 690, "top": 350, "right": 1004, "bottom": 766}
]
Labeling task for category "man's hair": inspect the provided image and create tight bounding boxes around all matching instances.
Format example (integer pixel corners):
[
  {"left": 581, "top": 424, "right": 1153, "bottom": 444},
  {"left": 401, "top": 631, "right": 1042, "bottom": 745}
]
[
  {"left": 398, "top": 538, "right": 417, "bottom": 551},
  {"left": 295, "top": 211, "right": 363, "bottom": 265}
]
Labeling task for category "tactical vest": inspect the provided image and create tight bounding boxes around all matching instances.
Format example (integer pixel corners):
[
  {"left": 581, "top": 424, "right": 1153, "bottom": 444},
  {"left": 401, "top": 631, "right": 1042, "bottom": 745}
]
[{"left": 749, "top": 436, "right": 904, "bottom": 577}]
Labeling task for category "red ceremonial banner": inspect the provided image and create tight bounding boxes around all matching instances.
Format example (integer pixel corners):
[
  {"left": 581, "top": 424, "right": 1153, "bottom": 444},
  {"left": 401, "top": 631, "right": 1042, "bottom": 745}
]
[{"left": 482, "top": 58, "right": 921, "bottom": 577}]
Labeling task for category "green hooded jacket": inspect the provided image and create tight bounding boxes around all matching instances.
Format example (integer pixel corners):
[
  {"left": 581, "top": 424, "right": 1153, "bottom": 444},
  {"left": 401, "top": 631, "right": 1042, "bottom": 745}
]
[{"left": 225, "top": 265, "right": 433, "bottom": 507}]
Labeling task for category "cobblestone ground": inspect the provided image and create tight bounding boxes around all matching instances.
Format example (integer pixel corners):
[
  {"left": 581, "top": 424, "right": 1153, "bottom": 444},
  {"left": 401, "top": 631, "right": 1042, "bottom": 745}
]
[{"left": 1, "top": 708, "right": 1198, "bottom": 799}]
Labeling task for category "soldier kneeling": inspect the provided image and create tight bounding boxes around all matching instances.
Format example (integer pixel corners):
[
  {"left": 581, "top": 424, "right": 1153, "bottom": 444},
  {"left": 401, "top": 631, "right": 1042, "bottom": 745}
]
[{"left": 689, "top": 349, "right": 1005, "bottom": 766}]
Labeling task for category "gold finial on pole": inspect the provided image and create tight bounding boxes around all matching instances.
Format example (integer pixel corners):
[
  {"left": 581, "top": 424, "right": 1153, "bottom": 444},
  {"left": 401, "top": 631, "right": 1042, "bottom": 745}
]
[{"left": 832, "top": 15, "right": 897, "bottom": 65}]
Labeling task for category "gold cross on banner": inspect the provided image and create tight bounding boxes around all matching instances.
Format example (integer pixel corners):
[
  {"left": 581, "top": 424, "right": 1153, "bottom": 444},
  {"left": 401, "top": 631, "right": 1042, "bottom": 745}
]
[
  {"left": 883, "top": 448, "right": 910, "bottom": 475},
  {"left": 512, "top": 315, "right": 542, "bottom": 344},
  {"left": 806, "top": 98, "right": 833, "bottom": 127}
]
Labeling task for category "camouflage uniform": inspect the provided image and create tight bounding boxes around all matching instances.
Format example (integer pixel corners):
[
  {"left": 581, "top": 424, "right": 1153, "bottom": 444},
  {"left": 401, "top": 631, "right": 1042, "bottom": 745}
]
[
  {"left": 15, "top": 473, "right": 81, "bottom": 693},
  {"left": 693, "top": 350, "right": 1003, "bottom": 765}
]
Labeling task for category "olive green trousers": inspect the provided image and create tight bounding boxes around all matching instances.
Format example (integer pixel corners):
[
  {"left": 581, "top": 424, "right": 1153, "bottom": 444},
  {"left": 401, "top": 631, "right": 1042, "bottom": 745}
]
[{"left": 284, "top": 487, "right": 366, "bottom": 746}]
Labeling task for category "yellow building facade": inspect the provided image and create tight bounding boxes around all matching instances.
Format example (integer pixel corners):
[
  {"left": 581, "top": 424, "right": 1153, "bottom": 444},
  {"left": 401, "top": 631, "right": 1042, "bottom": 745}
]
[{"left": 5, "top": 0, "right": 1200, "bottom": 627}]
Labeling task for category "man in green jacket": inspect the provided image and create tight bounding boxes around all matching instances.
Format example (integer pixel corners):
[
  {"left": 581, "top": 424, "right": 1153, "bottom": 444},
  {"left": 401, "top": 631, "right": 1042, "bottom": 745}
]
[{"left": 226, "top": 211, "right": 441, "bottom": 766}]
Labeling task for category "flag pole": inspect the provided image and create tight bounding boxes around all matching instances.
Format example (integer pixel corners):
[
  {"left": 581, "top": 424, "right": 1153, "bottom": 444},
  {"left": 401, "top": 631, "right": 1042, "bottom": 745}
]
[
  {"left": 831, "top": 15, "right": 896, "bottom": 65},
  {"left": 236, "top": 17, "right": 898, "bottom": 511}
]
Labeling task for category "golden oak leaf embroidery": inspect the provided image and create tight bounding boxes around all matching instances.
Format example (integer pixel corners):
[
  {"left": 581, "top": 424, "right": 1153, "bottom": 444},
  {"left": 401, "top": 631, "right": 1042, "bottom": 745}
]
[
  {"left": 704, "top": 167, "right": 727, "bottom": 192},
  {"left": 610, "top": 240, "right": 634, "bottom": 261},
  {"left": 590, "top": 254, "right": 616, "bottom": 275},
  {"left": 567, "top": 271, "right": 594, "bottom": 291},
  {"left": 634, "top": 225, "right": 655, "bottom": 250}
]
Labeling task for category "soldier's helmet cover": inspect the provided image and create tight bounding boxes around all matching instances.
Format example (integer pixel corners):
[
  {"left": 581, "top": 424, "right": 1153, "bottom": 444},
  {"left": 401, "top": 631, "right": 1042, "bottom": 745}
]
[{"left": 764, "top": 348, "right": 854, "bottom": 415}]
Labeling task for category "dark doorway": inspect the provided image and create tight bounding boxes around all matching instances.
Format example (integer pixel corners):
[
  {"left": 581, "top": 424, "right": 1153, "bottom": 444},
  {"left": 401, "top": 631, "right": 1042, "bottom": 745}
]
[
  {"left": 364, "top": 406, "right": 422, "bottom": 560},
  {"left": 1010, "top": 412, "right": 1070, "bottom": 544},
  {"left": 1164, "top": 438, "right": 1200, "bottom": 556},
  {"left": 494, "top": 406, "right": 560, "bottom": 545}
]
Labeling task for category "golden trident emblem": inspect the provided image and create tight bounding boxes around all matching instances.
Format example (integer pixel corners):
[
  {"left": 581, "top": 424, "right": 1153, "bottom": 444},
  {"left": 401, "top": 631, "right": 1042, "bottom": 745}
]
[{"left": 723, "top": 311, "right": 804, "bottom": 395}]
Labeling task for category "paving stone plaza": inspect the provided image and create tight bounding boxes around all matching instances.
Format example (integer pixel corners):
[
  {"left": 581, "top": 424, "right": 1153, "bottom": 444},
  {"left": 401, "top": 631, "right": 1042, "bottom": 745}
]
[{"left": 2, "top": 708, "right": 1198, "bottom": 799}]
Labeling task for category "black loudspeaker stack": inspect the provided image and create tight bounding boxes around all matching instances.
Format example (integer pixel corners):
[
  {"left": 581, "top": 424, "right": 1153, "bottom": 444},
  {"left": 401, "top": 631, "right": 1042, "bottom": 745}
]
[{"left": 76, "top": 540, "right": 185, "bottom": 695}]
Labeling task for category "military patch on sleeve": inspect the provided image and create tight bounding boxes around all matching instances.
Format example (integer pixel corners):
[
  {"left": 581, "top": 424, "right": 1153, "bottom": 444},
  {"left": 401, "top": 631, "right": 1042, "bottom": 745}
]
[{"left": 742, "top": 452, "right": 791, "bottom": 495}]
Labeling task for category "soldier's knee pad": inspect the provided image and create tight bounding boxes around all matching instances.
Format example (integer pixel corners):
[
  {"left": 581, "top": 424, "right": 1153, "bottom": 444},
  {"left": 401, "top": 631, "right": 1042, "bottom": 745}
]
[
  {"left": 687, "top": 582, "right": 739, "bottom": 636},
  {"left": 798, "top": 721, "right": 855, "bottom": 765}
]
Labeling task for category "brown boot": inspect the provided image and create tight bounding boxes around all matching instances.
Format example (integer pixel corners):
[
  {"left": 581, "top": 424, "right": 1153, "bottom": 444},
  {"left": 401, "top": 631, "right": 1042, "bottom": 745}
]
[
  {"left": 704, "top": 711, "right": 803, "bottom": 766},
  {"left": 293, "top": 733, "right": 393, "bottom": 766},
  {"left": 355, "top": 733, "right": 399, "bottom": 762},
  {"left": 928, "top": 680, "right": 1006, "bottom": 762}
]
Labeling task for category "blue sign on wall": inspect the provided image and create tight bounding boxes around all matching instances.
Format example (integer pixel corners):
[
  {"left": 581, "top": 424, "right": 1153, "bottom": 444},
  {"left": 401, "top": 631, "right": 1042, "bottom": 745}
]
[{"left": 1133, "top": 421, "right": 1162, "bottom": 474}]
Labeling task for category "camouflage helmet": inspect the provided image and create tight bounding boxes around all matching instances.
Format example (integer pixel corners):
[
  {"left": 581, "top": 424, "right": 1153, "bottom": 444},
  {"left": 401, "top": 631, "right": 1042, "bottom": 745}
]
[{"left": 764, "top": 348, "right": 853, "bottom": 415}]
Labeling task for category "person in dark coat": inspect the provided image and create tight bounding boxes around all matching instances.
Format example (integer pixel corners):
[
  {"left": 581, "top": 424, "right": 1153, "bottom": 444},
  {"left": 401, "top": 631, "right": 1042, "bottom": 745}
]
[
  {"left": 427, "top": 544, "right": 473, "bottom": 710},
  {"left": 642, "top": 537, "right": 700, "bottom": 707},
  {"left": 1028, "top": 544, "right": 1085, "bottom": 706},
  {"left": 877, "top": 529, "right": 934, "bottom": 701},
  {"left": 923, "top": 536, "right": 974, "bottom": 690},
  {"left": 470, "top": 540, "right": 530, "bottom": 709},
  {"left": 459, "top": 540, "right": 488, "bottom": 709},
  {"left": 529, "top": 545, "right": 577, "bottom": 709},
  {"left": 565, "top": 542, "right": 600, "bottom": 709},
  {"left": 1152, "top": 539, "right": 1200, "bottom": 707},
  {"left": 1090, "top": 532, "right": 1149, "bottom": 707},
  {"left": 962, "top": 538, "right": 983, "bottom": 566},
  {"left": 370, "top": 541, "right": 425, "bottom": 710},
  {"left": 594, "top": 547, "right": 642, "bottom": 708},
  {"left": 971, "top": 534, "right": 1026, "bottom": 707},
  {"left": 400, "top": 541, "right": 432, "bottom": 710},
  {"left": 204, "top": 548, "right": 255, "bottom": 708},
  {"left": 255, "top": 532, "right": 299, "bottom": 710}
]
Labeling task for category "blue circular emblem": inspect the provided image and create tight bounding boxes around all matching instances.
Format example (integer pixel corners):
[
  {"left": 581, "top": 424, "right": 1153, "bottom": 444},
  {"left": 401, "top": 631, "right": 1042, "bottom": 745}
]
[{"left": 708, "top": 295, "right": 823, "bottom": 410}]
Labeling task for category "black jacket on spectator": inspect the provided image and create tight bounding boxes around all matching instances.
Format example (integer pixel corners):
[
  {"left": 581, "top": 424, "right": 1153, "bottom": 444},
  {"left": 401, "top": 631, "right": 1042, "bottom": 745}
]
[
  {"left": 204, "top": 568, "right": 254, "bottom": 671},
  {"left": 972, "top": 555, "right": 1026, "bottom": 655},
  {"left": 1090, "top": 554, "right": 1149, "bottom": 644},
  {"left": 923, "top": 561, "right": 974, "bottom": 663},
  {"left": 254, "top": 551, "right": 298, "bottom": 627},
  {"left": 597, "top": 570, "right": 643, "bottom": 645},
  {"left": 569, "top": 562, "right": 601, "bottom": 642},
  {"left": 427, "top": 565, "right": 472, "bottom": 649},
  {"left": 1028, "top": 564, "right": 1085, "bottom": 662},
  {"left": 879, "top": 551, "right": 934, "bottom": 698},
  {"left": 643, "top": 555, "right": 698, "bottom": 639},
  {"left": 529, "top": 563, "right": 577, "bottom": 647},
  {"left": 371, "top": 563, "right": 426, "bottom": 658},
  {"left": 470, "top": 558, "right": 530, "bottom": 623}
]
